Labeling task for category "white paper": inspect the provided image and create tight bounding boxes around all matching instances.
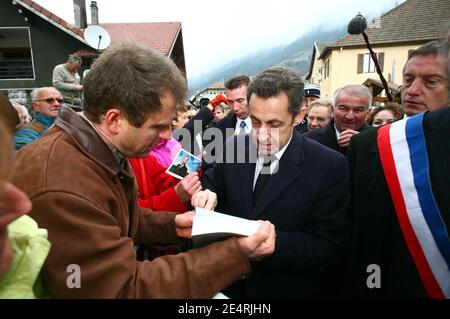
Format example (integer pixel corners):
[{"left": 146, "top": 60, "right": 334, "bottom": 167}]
[
  {"left": 192, "top": 208, "right": 261, "bottom": 247},
  {"left": 212, "top": 292, "right": 229, "bottom": 299}
]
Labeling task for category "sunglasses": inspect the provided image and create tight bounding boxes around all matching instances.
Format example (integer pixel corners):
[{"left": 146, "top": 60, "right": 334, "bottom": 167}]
[{"left": 36, "top": 97, "right": 64, "bottom": 104}]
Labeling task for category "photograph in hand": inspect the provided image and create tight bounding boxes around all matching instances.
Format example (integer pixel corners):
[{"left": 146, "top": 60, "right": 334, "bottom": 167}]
[{"left": 166, "top": 149, "right": 202, "bottom": 179}]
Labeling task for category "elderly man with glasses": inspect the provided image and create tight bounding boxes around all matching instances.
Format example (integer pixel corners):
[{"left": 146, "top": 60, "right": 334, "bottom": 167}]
[{"left": 14, "top": 87, "right": 63, "bottom": 150}]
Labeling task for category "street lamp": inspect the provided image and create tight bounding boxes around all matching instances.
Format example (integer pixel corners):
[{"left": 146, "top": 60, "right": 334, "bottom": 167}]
[{"left": 348, "top": 13, "right": 393, "bottom": 102}]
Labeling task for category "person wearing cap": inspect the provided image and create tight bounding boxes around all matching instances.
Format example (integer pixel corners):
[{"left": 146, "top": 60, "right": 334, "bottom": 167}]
[
  {"left": 296, "top": 83, "right": 321, "bottom": 134},
  {"left": 304, "top": 83, "right": 321, "bottom": 108}
]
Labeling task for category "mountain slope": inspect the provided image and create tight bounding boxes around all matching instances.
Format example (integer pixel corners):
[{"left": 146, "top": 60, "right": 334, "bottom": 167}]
[{"left": 188, "top": 26, "right": 346, "bottom": 94}]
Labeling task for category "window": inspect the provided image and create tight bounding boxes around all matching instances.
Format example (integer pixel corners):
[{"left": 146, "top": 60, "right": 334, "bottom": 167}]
[
  {"left": 0, "top": 27, "right": 35, "bottom": 80},
  {"left": 363, "top": 53, "right": 375, "bottom": 73},
  {"left": 357, "top": 52, "right": 384, "bottom": 74}
]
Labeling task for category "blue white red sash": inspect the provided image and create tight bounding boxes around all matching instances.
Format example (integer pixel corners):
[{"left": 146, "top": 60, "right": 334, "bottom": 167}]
[{"left": 378, "top": 112, "right": 450, "bottom": 299}]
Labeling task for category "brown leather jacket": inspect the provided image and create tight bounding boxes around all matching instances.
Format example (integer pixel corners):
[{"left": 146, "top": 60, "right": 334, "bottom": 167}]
[{"left": 11, "top": 107, "right": 250, "bottom": 298}]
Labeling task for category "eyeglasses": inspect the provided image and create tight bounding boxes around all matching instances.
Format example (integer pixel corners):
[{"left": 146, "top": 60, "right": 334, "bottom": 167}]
[{"left": 35, "top": 97, "right": 64, "bottom": 104}]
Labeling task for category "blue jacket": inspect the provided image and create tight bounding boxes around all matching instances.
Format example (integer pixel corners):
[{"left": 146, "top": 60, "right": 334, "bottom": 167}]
[{"left": 14, "top": 113, "right": 55, "bottom": 150}]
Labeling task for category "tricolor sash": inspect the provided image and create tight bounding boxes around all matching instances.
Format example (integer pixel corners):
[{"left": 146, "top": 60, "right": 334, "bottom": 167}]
[{"left": 378, "top": 112, "right": 450, "bottom": 299}]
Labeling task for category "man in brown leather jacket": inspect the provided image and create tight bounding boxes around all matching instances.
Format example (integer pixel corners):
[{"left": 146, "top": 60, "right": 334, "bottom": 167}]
[{"left": 11, "top": 42, "right": 275, "bottom": 298}]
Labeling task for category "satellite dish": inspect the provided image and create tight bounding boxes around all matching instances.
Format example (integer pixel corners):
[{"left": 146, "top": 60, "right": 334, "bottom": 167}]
[{"left": 84, "top": 25, "right": 111, "bottom": 51}]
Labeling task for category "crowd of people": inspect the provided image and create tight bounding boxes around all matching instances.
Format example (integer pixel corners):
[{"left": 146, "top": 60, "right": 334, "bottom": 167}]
[{"left": 0, "top": 29, "right": 449, "bottom": 299}]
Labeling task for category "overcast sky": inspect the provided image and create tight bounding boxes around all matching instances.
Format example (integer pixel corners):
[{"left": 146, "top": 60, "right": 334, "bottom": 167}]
[{"left": 34, "top": 0, "right": 402, "bottom": 78}]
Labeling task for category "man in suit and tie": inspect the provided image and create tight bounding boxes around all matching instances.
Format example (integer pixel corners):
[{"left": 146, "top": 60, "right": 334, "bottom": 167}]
[
  {"left": 304, "top": 84, "right": 372, "bottom": 156},
  {"left": 345, "top": 39, "right": 450, "bottom": 298},
  {"left": 199, "top": 67, "right": 350, "bottom": 298},
  {"left": 213, "top": 75, "right": 252, "bottom": 141},
  {"left": 202, "top": 75, "right": 251, "bottom": 170}
]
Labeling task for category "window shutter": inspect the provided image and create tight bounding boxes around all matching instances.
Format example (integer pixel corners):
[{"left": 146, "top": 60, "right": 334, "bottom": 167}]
[
  {"left": 378, "top": 52, "right": 385, "bottom": 72},
  {"left": 357, "top": 54, "right": 364, "bottom": 74}
]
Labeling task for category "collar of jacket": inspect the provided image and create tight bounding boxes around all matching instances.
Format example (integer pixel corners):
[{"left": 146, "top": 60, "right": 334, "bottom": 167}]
[
  {"left": 244, "top": 130, "right": 304, "bottom": 165},
  {"left": 54, "top": 106, "right": 133, "bottom": 179},
  {"left": 34, "top": 112, "right": 55, "bottom": 128}
]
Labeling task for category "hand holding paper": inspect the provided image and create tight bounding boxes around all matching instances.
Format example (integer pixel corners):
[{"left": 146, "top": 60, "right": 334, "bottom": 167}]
[
  {"left": 238, "top": 220, "right": 276, "bottom": 261},
  {"left": 175, "top": 210, "right": 195, "bottom": 238},
  {"left": 192, "top": 208, "right": 276, "bottom": 260}
]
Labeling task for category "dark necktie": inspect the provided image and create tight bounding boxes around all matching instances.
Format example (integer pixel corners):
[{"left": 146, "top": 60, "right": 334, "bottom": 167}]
[
  {"left": 252, "top": 156, "right": 274, "bottom": 208},
  {"left": 239, "top": 121, "right": 247, "bottom": 135}
]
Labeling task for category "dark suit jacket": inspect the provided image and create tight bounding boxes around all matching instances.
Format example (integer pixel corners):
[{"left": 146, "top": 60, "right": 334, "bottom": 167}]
[
  {"left": 171, "top": 163, "right": 188, "bottom": 177},
  {"left": 304, "top": 118, "right": 372, "bottom": 156},
  {"left": 202, "top": 112, "right": 238, "bottom": 171},
  {"left": 345, "top": 108, "right": 450, "bottom": 298},
  {"left": 214, "top": 112, "right": 238, "bottom": 143},
  {"left": 201, "top": 131, "right": 350, "bottom": 298},
  {"left": 295, "top": 117, "right": 308, "bottom": 134}
]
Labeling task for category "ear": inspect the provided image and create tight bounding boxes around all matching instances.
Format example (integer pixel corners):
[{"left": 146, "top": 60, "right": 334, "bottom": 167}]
[
  {"left": 103, "top": 108, "right": 125, "bottom": 135},
  {"left": 293, "top": 104, "right": 307, "bottom": 126},
  {"left": 31, "top": 102, "right": 39, "bottom": 113}
]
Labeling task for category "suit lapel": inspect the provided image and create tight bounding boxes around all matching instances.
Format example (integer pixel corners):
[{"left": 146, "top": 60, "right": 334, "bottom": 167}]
[
  {"left": 239, "top": 135, "right": 257, "bottom": 217},
  {"left": 230, "top": 114, "right": 238, "bottom": 130},
  {"left": 226, "top": 115, "right": 238, "bottom": 140},
  {"left": 323, "top": 120, "right": 340, "bottom": 151},
  {"left": 250, "top": 132, "right": 305, "bottom": 219}
]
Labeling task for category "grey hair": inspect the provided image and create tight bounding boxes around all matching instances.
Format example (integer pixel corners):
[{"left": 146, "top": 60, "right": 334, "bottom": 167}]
[
  {"left": 308, "top": 98, "right": 332, "bottom": 118},
  {"left": 333, "top": 85, "right": 372, "bottom": 108},
  {"left": 68, "top": 54, "right": 82, "bottom": 64},
  {"left": 31, "top": 87, "right": 60, "bottom": 102}
]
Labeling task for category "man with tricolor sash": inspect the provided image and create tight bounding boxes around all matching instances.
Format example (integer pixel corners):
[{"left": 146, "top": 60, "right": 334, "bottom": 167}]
[{"left": 345, "top": 39, "right": 450, "bottom": 298}]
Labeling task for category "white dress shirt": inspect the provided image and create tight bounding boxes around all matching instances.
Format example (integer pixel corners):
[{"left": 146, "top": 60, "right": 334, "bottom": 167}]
[
  {"left": 253, "top": 134, "right": 292, "bottom": 189},
  {"left": 235, "top": 117, "right": 252, "bottom": 135}
]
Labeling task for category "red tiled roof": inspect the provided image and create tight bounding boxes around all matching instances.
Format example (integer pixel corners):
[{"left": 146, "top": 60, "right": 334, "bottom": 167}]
[
  {"left": 16, "top": 0, "right": 182, "bottom": 56},
  {"left": 18, "top": 0, "right": 84, "bottom": 38},
  {"left": 101, "top": 22, "right": 181, "bottom": 56},
  {"left": 208, "top": 81, "right": 225, "bottom": 89}
]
